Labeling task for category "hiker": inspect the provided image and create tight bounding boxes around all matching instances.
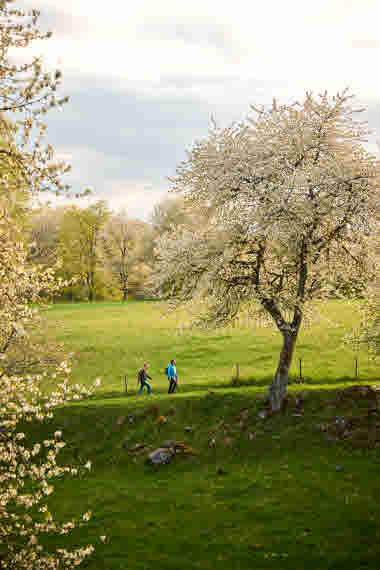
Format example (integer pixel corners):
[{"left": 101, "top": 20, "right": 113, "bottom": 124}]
[
  {"left": 167, "top": 359, "right": 178, "bottom": 394},
  {"left": 137, "top": 363, "right": 152, "bottom": 396}
]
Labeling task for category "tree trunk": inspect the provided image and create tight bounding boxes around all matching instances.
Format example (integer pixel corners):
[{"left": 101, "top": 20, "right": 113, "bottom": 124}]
[{"left": 267, "top": 330, "right": 297, "bottom": 412}]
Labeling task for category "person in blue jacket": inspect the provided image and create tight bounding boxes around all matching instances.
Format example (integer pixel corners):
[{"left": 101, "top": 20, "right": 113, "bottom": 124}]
[{"left": 167, "top": 359, "right": 178, "bottom": 394}]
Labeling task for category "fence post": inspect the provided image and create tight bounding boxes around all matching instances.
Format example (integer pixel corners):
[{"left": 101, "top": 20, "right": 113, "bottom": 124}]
[
  {"left": 124, "top": 375, "right": 128, "bottom": 393},
  {"left": 299, "top": 358, "right": 303, "bottom": 381},
  {"left": 355, "top": 358, "right": 358, "bottom": 379},
  {"left": 236, "top": 363, "right": 239, "bottom": 380}
]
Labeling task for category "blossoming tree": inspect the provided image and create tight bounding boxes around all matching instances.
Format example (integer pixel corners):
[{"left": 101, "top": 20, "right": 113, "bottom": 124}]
[
  {"left": 0, "top": 1, "right": 102, "bottom": 567},
  {"left": 154, "top": 90, "right": 379, "bottom": 411}
]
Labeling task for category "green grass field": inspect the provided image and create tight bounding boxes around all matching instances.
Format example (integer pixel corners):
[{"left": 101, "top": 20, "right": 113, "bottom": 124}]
[{"left": 29, "top": 300, "right": 380, "bottom": 569}]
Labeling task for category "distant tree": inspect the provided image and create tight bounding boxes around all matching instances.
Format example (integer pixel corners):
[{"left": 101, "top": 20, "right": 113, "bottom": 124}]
[
  {"left": 27, "top": 205, "right": 65, "bottom": 266},
  {"left": 154, "top": 90, "right": 379, "bottom": 411},
  {"left": 345, "top": 191, "right": 379, "bottom": 359},
  {"left": 59, "top": 201, "right": 110, "bottom": 302},
  {"left": 102, "top": 212, "right": 145, "bottom": 302}
]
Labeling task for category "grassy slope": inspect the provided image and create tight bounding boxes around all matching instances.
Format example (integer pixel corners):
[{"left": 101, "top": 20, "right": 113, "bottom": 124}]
[{"left": 32, "top": 301, "right": 380, "bottom": 570}]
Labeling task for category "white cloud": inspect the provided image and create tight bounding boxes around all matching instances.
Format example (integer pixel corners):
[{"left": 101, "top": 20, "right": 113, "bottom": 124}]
[
  {"left": 18, "top": 0, "right": 380, "bottom": 218},
  {"left": 24, "top": 0, "right": 380, "bottom": 96}
]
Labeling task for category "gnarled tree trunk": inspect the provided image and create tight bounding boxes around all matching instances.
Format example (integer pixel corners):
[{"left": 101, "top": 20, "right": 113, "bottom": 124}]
[{"left": 268, "top": 330, "right": 297, "bottom": 412}]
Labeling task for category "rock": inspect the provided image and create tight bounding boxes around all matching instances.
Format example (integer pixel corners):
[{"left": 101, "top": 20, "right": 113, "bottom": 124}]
[
  {"left": 258, "top": 410, "right": 267, "bottom": 419},
  {"left": 127, "top": 414, "right": 135, "bottom": 424},
  {"left": 248, "top": 432, "right": 256, "bottom": 441},
  {"left": 147, "top": 448, "right": 173, "bottom": 466},
  {"left": 335, "top": 465, "right": 344, "bottom": 471},
  {"left": 184, "top": 426, "right": 193, "bottom": 433}
]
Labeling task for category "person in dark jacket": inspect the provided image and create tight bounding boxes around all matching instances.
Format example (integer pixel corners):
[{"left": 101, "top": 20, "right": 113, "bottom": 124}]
[
  {"left": 137, "top": 363, "right": 152, "bottom": 395},
  {"left": 167, "top": 359, "right": 178, "bottom": 394}
]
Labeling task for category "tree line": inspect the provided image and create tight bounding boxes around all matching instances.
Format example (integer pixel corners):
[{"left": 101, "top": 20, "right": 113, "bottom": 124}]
[{"left": 26, "top": 196, "right": 193, "bottom": 302}]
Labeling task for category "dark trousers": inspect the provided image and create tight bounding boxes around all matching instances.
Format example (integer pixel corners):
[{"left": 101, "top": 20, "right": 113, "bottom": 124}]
[{"left": 168, "top": 379, "right": 177, "bottom": 394}]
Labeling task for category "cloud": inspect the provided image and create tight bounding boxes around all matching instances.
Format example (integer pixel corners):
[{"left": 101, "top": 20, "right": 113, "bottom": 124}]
[{"left": 16, "top": 0, "right": 380, "bottom": 219}]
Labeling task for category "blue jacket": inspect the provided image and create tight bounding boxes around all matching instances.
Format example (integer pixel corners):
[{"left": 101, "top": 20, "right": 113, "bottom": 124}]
[{"left": 167, "top": 363, "right": 177, "bottom": 380}]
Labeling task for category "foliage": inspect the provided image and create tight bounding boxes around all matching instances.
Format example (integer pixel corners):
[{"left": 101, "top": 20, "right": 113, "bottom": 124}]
[
  {"left": 58, "top": 202, "right": 110, "bottom": 302},
  {"left": 153, "top": 90, "right": 379, "bottom": 410},
  {"left": 0, "top": 1, "right": 103, "bottom": 567},
  {"left": 101, "top": 212, "right": 145, "bottom": 302},
  {"left": 0, "top": 1, "right": 70, "bottom": 195},
  {"left": 0, "top": 208, "right": 101, "bottom": 568}
]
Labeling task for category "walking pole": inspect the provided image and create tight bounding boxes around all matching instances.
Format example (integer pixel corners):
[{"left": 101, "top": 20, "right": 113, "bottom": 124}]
[{"left": 124, "top": 375, "right": 128, "bottom": 393}]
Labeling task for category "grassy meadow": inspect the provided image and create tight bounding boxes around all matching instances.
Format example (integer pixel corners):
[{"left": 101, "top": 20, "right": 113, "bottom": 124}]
[{"left": 29, "top": 300, "right": 380, "bottom": 569}]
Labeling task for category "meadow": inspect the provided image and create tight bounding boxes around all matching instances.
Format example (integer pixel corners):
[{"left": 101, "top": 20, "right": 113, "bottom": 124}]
[{"left": 32, "top": 300, "right": 380, "bottom": 569}]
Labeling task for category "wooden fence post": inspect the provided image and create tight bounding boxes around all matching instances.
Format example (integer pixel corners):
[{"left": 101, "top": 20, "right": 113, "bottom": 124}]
[
  {"left": 236, "top": 363, "right": 239, "bottom": 380},
  {"left": 124, "top": 375, "right": 128, "bottom": 393},
  {"left": 299, "top": 358, "right": 303, "bottom": 381},
  {"left": 355, "top": 358, "right": 358, "bottom": 379}
]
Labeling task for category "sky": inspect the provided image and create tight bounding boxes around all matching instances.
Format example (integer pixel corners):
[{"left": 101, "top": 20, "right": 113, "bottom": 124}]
[{"left": 18, "top": 0, "right": 380, "bottom": 220}]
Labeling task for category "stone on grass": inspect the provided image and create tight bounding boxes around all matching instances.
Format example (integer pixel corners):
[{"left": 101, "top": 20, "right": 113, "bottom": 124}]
[
  {"left": 184, "top": 426, "right": 194, "bottom": 433},
  {"left": 258, "top": 410, "right": 267, "bottom": 420},
  {"left": 127, "top": 414, "right": 136, "bottom": 424},
  {"left": 147, "top": 448, "right": 173, "bottom": 466}
]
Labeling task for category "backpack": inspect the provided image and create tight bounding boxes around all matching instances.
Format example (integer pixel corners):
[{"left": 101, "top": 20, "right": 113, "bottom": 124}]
[
  {"left": 137, "top": 369, "right": 144, "bottom": 383},
  {"left": 164, "top": 367, "right": 168, "bottom": 375}
]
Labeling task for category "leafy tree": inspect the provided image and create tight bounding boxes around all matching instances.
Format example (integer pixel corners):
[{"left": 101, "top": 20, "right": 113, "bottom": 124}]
[
  {"left": 59, "top": 202, "right": 110, "bottom": 302},
  {"left": 154, "top": 90, "right": 378, "bottom": 411},
  {"left": 27, "top": 205, "right": 65, "bottom": 266},
  {"left": 102, "top": 211, "right": 145, "bottom": 302}
]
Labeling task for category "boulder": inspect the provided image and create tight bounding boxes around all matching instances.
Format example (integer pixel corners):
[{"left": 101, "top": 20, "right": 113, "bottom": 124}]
[{"left": 147, "top": 447, "right": 173, "bottom": 466}]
